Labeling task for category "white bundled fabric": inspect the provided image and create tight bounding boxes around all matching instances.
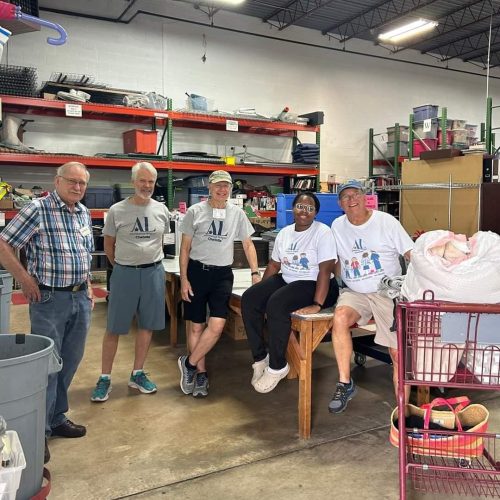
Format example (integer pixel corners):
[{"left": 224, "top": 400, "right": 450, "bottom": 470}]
[{"left": 402, "top": 230, "right": 500, "bottom": 303}]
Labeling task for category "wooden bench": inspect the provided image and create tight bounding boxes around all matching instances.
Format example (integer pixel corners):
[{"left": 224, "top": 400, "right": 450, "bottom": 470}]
[
  {"left": 286, "top": 310, "right": 430, "bottom": 439},
  {"left": 286, "top": 308, "right": 336, "bottom": 439}
]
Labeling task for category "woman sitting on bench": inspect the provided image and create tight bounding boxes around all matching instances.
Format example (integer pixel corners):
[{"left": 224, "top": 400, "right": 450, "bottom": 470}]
[{"left": 241, "top": 192, "right": 339, "bottom": 393}]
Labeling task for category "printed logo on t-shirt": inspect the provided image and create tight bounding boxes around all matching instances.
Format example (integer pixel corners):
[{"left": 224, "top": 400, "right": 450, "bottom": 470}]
[
  {"left": 131, "top": 217, "right": 157, "bottom": 240},
  {"left": 204, "top": 219, "right": 228, "bottom": 243},
  {"left": 343, "top": 238, "right": 383, "bottom": 281},
  {"left": 282, "top": 249, "right": 310, "bottom": 273}
]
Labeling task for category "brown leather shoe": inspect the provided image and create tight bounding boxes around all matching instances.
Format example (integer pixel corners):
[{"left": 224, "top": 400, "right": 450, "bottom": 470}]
[
  {"left": 44, "top": 438, "right": 50, "bottom": 464},
  {"left": 51, "top": 419, "right": 86, "bottom": 438}
]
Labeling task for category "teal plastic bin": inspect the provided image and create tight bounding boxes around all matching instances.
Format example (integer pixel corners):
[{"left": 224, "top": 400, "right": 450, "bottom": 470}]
[
  {"left": 0, "top": 270, "right": 12, "bottom": 334},
  {"left": 0, "top": 334, "right": 61, "bottom": 500}
]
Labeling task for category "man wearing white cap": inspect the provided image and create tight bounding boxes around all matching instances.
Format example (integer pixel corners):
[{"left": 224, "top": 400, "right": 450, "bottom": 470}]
[
  {"left": 178, "top": 170, "right": 261, "bottom": 397},
  {"left": 329, "top": 179, "right": 413, "bottom": 413}
]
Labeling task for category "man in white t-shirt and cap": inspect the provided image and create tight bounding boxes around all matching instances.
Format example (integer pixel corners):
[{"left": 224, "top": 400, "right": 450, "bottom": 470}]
[
  {"left": 329, "top": 179, "right": 413, "bottom": 413},
  {"left": 177, "top": 170, "right": 261, "bottom": 397}
]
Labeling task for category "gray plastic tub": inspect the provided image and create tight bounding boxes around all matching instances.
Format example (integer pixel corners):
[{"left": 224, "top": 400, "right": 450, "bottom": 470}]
[
  {"left": 0, "top": 334, "right": 61, "bottom": 499},
  {"left": 0, "top": 270, "right": 12, "bottom": 334}
]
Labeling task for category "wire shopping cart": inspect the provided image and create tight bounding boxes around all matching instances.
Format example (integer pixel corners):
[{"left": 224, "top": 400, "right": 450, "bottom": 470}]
[{"left": 396, "top": 293, "right": 500, "bottom": 499}]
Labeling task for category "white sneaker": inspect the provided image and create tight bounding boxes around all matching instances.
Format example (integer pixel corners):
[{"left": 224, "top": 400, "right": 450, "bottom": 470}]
[
  {"left": 253, "top": 364, "right": 290, "bottom": 393},
  {"left": 251, "top": 354, "right": 269, "bottom": 386}
]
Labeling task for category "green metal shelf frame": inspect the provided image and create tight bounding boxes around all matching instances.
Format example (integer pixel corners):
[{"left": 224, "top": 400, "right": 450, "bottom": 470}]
[
  {"left": 369, "top": 122, "right": 406, "bottom": 178},
  {"left": 486, "top": 96, "right": 498, "bottom": 155}
]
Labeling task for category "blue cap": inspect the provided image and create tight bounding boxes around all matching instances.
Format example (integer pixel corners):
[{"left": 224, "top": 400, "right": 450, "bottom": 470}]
[{"left": 337, "top": 179, "right": 364, "bottom": 197}]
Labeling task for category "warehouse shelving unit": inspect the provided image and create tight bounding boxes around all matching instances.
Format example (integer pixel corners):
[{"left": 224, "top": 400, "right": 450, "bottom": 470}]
[
  {"left": 368, "top": 123, "right": 407, "bottom": 218},
  {"left": 0, "top": 96, "right": 320, "bottom": 210}
]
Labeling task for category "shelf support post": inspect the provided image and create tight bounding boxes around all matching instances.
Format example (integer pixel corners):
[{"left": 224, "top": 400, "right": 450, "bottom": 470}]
[{"left": 486, "top": 96, "right": 493, "bottom": 155}]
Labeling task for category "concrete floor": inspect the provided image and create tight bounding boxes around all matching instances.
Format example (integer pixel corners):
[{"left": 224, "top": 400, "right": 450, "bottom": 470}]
[{"left": 9, "top": 294, "right": 500, "bottom": 499}]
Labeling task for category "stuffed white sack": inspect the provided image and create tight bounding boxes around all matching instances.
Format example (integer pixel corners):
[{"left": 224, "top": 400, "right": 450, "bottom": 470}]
[{"left": 401, "top": 230, "right": 500, "bottom": 303}]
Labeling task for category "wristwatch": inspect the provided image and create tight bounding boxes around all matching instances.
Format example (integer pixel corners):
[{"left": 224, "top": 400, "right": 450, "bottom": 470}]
[
  {"left": 312, "top": 300, "right": 324, "bottom": 308},
  {"left": 251, "top": 271, "right": 260, "bottom": 276}
]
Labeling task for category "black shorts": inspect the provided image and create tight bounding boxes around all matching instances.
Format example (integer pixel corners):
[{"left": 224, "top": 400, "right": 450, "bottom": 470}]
[{"left": 183, "top": 259, "right": 234, "bottom": 324}]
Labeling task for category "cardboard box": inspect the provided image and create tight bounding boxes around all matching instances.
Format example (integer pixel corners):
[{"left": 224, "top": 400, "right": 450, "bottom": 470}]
[
  {"left": 0, "top": 199, "right": 14, "bottom": 209},
  {"left": 249, "top": 216, "right": 274, "bottom": 229},
  {"left": 223, "top": 309, "right": 247, "bottom": 340}
]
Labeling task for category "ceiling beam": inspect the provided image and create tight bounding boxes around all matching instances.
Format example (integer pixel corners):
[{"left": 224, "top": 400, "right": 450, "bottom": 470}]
[
  {"left": 391, "top": 0, "right": 486, "bottom": 53},
  {"left": 322, "top": 0, "right": 439, "bottom": 41},
  {"left": 426, "top": 19, "right": 500, "bottom": 61},
  {"left": 420, "top": 5, "right": 500, "bottom": 54},
  {"left": 263, "top": 0, "right": 336, "bottom": 31},
  {"left": 470, "top": 50, "right": 500, "bottom": 68},
  {"left": 461, "top": 40, "right": 500, "bottom": 62}
]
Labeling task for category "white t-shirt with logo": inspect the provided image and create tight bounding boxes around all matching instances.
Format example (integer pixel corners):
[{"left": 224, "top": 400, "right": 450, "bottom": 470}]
[
  {"left": 179, "top": 200, "right": 254, "bottom": 266},
  {"left": 272, "top": 221, "right": 337, "bottom": 284},
  {"left": 331, "top": 210, "right": 413, "bottom": 293},
  {"left": 103, "top": 198, "right": 170, "bottom": 266}
]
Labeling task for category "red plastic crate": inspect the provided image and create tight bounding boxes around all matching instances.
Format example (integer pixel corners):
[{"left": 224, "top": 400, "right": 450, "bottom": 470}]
[
  {"left": 123, "top": 129, "right": 158, "bottom": 154},
  {"left": 413, "top": 138, "right": 438, "bottom": 156}
]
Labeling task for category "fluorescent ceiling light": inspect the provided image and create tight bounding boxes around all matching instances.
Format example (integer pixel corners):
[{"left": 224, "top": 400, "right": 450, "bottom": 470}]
[{"left": 378, "top": 18, "right": 438, "bottom": 44}]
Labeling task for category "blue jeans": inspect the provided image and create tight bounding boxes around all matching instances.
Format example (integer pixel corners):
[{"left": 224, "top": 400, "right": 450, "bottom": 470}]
[{"left": 30, "top": 289, "right": 92, "bottom": 436}]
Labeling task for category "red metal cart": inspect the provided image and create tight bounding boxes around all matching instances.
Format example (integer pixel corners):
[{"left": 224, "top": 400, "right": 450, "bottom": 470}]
[{"left": 396, "top": 293, "right": 500, "bottom": 499}]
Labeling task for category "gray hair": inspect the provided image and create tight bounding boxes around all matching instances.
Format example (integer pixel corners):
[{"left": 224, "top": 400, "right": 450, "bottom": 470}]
[
  {"left": 131, "top": 162, "right": 157, "bottom": 180},
  {"left": 57, "top": 162, "right": 90, "bottom": 181}
]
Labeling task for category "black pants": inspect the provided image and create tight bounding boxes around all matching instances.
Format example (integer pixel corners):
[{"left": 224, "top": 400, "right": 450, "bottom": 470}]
[{"left": 241, "top": 275, "right": 339, "bottom": 370}]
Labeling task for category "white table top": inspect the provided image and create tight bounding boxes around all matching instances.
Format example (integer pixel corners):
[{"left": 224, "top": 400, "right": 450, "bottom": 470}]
[{"left": 162, "top": 257, "right": 262, "bottom": 297}]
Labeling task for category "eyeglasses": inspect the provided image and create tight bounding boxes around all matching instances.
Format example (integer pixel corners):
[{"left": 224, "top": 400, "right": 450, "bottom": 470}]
[
  {"left": 339, "top": 192, "right": 363, "bottom": 202},
  {"left": 294, "top": 203, "right": 315, "bottom": 213},
  {"left": 59, "top": 176, "right": 88, "bottom": 188}
]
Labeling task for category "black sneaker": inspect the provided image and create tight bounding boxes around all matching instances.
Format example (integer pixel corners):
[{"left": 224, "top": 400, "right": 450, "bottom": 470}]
[
  {"left": 193, "top": 372, "right": 209, "bottom": 398},
  {"left": 328, "top": 380, "right": 357, "bottom": 414}
]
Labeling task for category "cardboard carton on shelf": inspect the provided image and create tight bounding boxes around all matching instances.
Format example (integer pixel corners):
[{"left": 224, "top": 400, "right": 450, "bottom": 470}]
[
  {"left": 249, "top": 216, "right": 274, "bottom": 229},
  {"left": 0, "top": 199, "right": 14, "bottom": 209}
]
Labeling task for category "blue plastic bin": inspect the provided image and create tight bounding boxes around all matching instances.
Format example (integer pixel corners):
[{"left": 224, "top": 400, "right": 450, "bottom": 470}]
[
  {"left": 276, "top": 193, "right": 343, "bottom": 229},
  {"left": 413, "top": 104, "right": 439, "bottom": 122}
]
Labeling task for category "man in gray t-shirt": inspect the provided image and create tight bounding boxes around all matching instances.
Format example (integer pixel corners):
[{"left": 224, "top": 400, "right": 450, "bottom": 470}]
[
  {"left": 177, "top": 170, "right": 261, "bottom": 398},
  {"left": 91, "top": 162, "right": 170, "bottom": 403}
]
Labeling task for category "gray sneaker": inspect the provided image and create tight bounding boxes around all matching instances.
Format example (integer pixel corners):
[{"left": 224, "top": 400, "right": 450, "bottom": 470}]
[
  {"left": 193, "top": 372, "right": 209, "bottom": 398},
  {"left": 178, "top": 355, "right": 196, "bottom": 394},
  {"left": 328, "top": 380, "right": 357, "bottom": 413}
]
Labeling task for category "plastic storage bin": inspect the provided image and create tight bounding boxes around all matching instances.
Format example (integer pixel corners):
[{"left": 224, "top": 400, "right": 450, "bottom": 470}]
[
  {"left": 437, "top": 129, "right": 453, "bottom": 146},
  {"left": 413, "top": 104, "right": 439, "bottom": 121},
  {"left": 0, "top": 271, "right": 12, "bottom": 334},
  {"left": 413, "top": 138, "right": 438, "bottom": 156},
  {"left": 0, "top": 334, "right": 61, "bottom": 500},
  {"left": 452, "top": 129, "right": 468, "bottom": 143},
  {"left": 452, "top": 119, "right": 467, "bottom": 129},
  {"left": 387, "top": 126, "right": 409, "bottom": 142},
  {"left": 413, "top": 118, "right": 438, "bottom": 139},
  {"left": 387, "top": 141, "right": 408, "bottom": 157},
  {"left": 276, "top": 193, "right": 343, "bottom": 229},
  {"left": 82, "top": 187, "right": 114, "bottom": 209},
  {"left": 0, "top": 430, "right": 26, "bottom": 500},
  {"left": 123, "top": 129, "right": 158, "bottom": 154}
]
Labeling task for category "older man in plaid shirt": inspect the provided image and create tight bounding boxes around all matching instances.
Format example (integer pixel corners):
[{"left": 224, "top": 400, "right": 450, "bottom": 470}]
[{"left": 0, "top": 161, "right": 94, "bottom": 463}]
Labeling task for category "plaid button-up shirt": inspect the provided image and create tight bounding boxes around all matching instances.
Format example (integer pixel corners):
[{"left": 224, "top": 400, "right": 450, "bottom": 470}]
[{"left": 1, "top": 191, "right": 94, "bottom": 287}]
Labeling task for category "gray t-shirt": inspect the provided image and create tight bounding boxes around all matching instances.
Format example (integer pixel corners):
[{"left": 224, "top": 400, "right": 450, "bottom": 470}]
[
  {"left": 103, "top": 198, "right": 170, "bottom": 266},
  {"left": 179, "top": 201, "right": 254, "bottom": 266}
]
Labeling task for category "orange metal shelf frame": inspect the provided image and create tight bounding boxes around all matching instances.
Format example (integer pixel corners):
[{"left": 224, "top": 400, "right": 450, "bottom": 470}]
[
  {"left": 0, "top": 96, "right": 319, "bottom": 135},
  {"left": 0, "top": 154, "right": 318, "bottom": 176}
]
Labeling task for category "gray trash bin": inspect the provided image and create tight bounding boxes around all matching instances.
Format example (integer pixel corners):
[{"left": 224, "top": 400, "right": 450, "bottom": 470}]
[
  {"left": 0, "top": 270, "right": 13, "bottom": 334},
  {"left": 0, "top": 334, "right": 61, "bottom": 499}
]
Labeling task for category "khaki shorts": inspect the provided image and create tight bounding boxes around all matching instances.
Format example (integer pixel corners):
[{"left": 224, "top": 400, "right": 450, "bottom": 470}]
[{"left": 336, "top": 289, "right": 397, "bottom": 349}]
